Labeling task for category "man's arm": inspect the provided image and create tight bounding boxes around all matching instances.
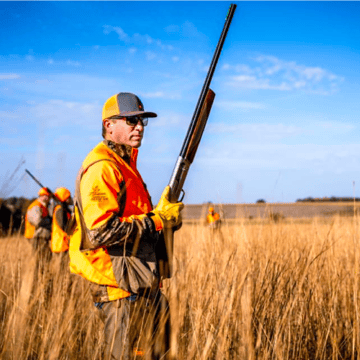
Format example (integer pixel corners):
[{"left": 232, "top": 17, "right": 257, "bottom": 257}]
[
  {"left": 27, "top": 205, "right": 43, "bottom": 227},
  {"left": 27, "top": 205, "right": 51, "bottom": 230}
]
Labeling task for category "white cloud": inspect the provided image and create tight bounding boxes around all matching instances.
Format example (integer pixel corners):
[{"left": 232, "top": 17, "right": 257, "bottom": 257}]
[
  {"left": 141, "top": 91, "right": 165, "bottom": 99},
  {"left": 165, "top": 21, "right": 206, "bottom": 41},
  {"left": 224, "top": 55, "right": 344, "bottom": 94},
  {"left": 315, "top": 120, "right": 354, "bottom": 133},
  {"left": 197, "top": 141, "right": 360, "bottom": 175},
  {"left": 65, "top": 60, "right": 81, "bottom": 67},
  {"left": 145, "top": 51, "right": 156, "bottom": 61},
  {"left": 103, "top": 25, "right": 173, "bottom": 51},
  {"left": 208, "top": 123, "right": 301, "bottom": 140},
  {"left": 207, "top": 120, "right": 354, "bottom": 144},
  {"left": 103, "top": 25, "right": 129, "bottom": 41},
  {"left": 230, "top": 75, "right": 292, "bottom": 91},
  {"left": 140, "top": 91, "right": 181, "bottom": 100},
  {"left": 29, "top": 99, "right": 101, "bottom": 128},
  {"left": 0, "top": 110, "right": 21, "bottom": 120},
  {"left": 0, "top": 73, "right": 20, "bottom": 80},
  {"left": 223, "top": 63, "right": 253, "bottom": 74},
  {"left": 151, "top": 112, "right": 188, "bottom": 127},
  {"left": 27, "top": 57, "right": 80, "bottom": 67}
]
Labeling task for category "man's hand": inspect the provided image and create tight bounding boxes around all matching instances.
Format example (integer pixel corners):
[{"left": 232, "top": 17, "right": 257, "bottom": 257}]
[{"left": 153, "top": 186, "right": 184, "bottom": 229}]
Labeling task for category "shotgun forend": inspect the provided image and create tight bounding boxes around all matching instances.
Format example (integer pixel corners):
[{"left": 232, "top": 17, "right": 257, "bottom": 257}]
[{"left": 169, "top": 88, "right": 216, "bottom": 203}]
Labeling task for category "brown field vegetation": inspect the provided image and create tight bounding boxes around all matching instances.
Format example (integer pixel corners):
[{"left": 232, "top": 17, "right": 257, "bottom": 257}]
[{"left": 0, "top": 215, "right": 360, "bottom": 359}]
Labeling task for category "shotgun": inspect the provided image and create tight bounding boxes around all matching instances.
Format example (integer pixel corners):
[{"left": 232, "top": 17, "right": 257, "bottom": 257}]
[
  {"left": 160, "top": 3, "right": 237, "bottom": 278},
  {"left": 25, "top": 169, "right": 57, "bottom": 202}
]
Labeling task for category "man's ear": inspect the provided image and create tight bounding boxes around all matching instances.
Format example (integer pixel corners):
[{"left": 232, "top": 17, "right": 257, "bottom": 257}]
[{"left": 104, "top": 119, "right": 112, "bottom": 130}]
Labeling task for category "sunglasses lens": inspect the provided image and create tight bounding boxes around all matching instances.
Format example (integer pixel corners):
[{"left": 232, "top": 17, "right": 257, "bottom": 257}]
[
  {"left": 111, "top": 116, "right": 148, "bottom": 126},
  {"left": 126, "top": 117, "right": 148, "bottom": 127}
]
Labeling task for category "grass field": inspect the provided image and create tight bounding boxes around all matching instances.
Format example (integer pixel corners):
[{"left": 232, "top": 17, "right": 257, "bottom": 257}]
[{"left": 0, "top": 215, "right": 359, "bottom": 359}]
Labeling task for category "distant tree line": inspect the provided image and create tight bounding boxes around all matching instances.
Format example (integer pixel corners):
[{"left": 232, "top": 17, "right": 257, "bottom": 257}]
[
  {"left": 0, "top": 196, "right": 35, "bottom": 236},
  {"left": 296, "top": 196, "right": 360, "bottom": 203},
  {"left": 256, "top": 199, "right": 266, "bottom": 203}
]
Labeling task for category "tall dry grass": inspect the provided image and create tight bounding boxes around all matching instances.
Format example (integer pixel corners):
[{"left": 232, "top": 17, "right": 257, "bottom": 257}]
[{"left": 0, "top": 216, "right": 359, "bottom": 359}]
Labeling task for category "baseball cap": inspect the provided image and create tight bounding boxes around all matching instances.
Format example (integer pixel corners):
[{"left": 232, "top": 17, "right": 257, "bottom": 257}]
[
  {"left": 54, "top": 187, "right": 71, "bottom": 202},
  {"left": 38, "top": 187, "right": 50, "bottom": 197},
  {"left": 102, "top": 92, "right": 157, "bottom": 120}
]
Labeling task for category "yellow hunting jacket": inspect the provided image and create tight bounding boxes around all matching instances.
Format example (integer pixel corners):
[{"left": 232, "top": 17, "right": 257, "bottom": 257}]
[
  {"left": 69, "top": 141, "right": 164, "bottom": 302},
  {"left": 51, "top": 204, "right": 70, "bottom": 253}
]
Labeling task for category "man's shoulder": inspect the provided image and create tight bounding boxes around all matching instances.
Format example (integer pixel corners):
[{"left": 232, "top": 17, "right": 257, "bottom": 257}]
[
  {"left": 27, "top": 199, "right": 40, "bottom": 211},
  {"left": 53, "top": 204, "right": 62, "bottom": 213},
  {"left": 27, "top": 201, "right": 41, "bottom": 215},
  {"left": 83, "top": 142, "right": 109, "bottom": 166},
  {"left": 82, "top": 142, "right": 115, "bottom": 169},
  {"left": 81, "top": 142, "right": 124, "bottom": 180},
  {"left": 54, "top": 205, "right": 65, "bottom": 220}
]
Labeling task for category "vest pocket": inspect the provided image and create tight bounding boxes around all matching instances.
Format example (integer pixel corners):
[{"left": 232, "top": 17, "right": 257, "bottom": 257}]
[{"left": 113, "top": 255, "right": 159, "bottom": 295}]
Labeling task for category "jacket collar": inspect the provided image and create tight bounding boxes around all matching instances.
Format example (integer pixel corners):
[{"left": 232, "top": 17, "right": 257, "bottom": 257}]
[{"left": 103, "top": 140, "right": 138, "bottom": 165}]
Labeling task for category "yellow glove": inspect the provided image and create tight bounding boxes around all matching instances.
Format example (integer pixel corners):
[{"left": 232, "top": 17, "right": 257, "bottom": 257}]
[{"left": 152, "top": 186, "right": 184, "bottom": 229}]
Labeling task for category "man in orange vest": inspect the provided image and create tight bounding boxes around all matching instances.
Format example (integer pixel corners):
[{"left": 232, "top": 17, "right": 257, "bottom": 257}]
[
  {"left": 25, "top": 187, "right": 52, "bottom": 249},
  {"left": 51, "top": 187, "right": 72, "bottom": 254},
  {"left": 69, "top": 92, "right": 184, "bottom": 359}
]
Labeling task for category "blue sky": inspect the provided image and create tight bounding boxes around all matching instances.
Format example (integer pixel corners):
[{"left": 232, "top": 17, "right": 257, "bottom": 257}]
[{"left": 1, "top": 1, "right": 360, "bottom": 204}]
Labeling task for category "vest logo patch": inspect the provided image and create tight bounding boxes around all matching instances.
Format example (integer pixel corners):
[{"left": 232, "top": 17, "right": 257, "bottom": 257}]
[{"left": 89, "top": 185, "right": 108, "bottom": 202}]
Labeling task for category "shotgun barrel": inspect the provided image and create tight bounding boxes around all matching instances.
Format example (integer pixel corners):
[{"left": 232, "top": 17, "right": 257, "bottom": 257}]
[
  {"left": 25, "top": 169, "right": 56, "bottom": 200},
  {"left": 168, "top": 3, "right": 237, "bottom": 202}
]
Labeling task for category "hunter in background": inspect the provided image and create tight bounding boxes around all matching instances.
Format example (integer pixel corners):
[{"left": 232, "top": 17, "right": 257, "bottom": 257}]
[
  {"left": 25, "top": 187, "right": 53, "bottom": 272},
  {"left": 51, "top": 187, "right": 73, "bottom": 254},
  {"left": 206, "top": 206, "right": 221, "bottom": 231},
  {"left": 25, "top": 187, "right": 52, "bottom": 254}
]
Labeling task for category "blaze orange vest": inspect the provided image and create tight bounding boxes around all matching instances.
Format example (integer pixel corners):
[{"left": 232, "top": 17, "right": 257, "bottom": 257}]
[
  {"left": 69, "top": 142, "right": 154, "bottom": 301},
  {"left": 24, "top": 199, "right": 49, "bottom": 239},
  {"left": 51, "top": 204, "right": 70, "bottom": 253},
  {"left": 207, "top": 212, "right": 220, "bottom": 224}
]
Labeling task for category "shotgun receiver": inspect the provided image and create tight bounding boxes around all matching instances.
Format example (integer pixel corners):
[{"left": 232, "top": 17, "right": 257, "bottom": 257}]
[
  {"left": 161, "top": 4, "right": 236, "bottom": 278},
  {"left": 168, "top": 3, "right": 236, "bottom": 202}
]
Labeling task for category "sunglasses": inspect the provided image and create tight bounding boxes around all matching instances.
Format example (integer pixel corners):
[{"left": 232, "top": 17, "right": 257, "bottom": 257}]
[{"left": 110, "top": 115, "right": 148, "bottom": 127}]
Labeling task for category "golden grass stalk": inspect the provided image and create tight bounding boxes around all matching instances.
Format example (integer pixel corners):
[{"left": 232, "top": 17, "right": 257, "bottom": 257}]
[{"left": 0, "top": 216, "right": 359, "bottom": 359}]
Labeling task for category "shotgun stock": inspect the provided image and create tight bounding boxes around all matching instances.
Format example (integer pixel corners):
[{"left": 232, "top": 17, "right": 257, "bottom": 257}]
[{"left": 160, "top": 4, "right": 237, "bottom": 278}]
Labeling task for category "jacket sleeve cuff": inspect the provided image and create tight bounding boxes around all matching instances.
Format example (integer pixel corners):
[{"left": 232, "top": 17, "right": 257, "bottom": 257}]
[{"left": 147, "top": 212, "right": 163, "bottom": 231}]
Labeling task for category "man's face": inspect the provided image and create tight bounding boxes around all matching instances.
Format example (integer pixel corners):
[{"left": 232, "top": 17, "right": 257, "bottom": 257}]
[
  {"left": 40, "top": 195, "right": 50, "bottom": 205},
  {"left": 105, "top": 117, "right": 145, "bottom": 148}
]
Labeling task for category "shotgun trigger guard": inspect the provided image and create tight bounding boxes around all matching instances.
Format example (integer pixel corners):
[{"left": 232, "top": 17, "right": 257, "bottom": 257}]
[{"left": 179, "top": 189, "right": 185, "bottom": 202}]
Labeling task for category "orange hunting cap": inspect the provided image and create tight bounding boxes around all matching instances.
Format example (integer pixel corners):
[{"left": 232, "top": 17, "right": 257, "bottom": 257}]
[
  {"left": 38, "top": 187, "right": 50, "bottom": 197},
  {"left": 209, "top": 207, "right": 214, "bottom": 212},
  {"left": 102, "top": 92, "right": 157, "bottom": 120},
  {"left": 54, "top": 187, "right": 71, "bottom": 202}
]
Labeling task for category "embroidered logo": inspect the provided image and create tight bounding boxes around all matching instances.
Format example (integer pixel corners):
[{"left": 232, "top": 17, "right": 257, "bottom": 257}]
[{"left": 89, "top": 186, "right": 108, "bottom": 202}]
